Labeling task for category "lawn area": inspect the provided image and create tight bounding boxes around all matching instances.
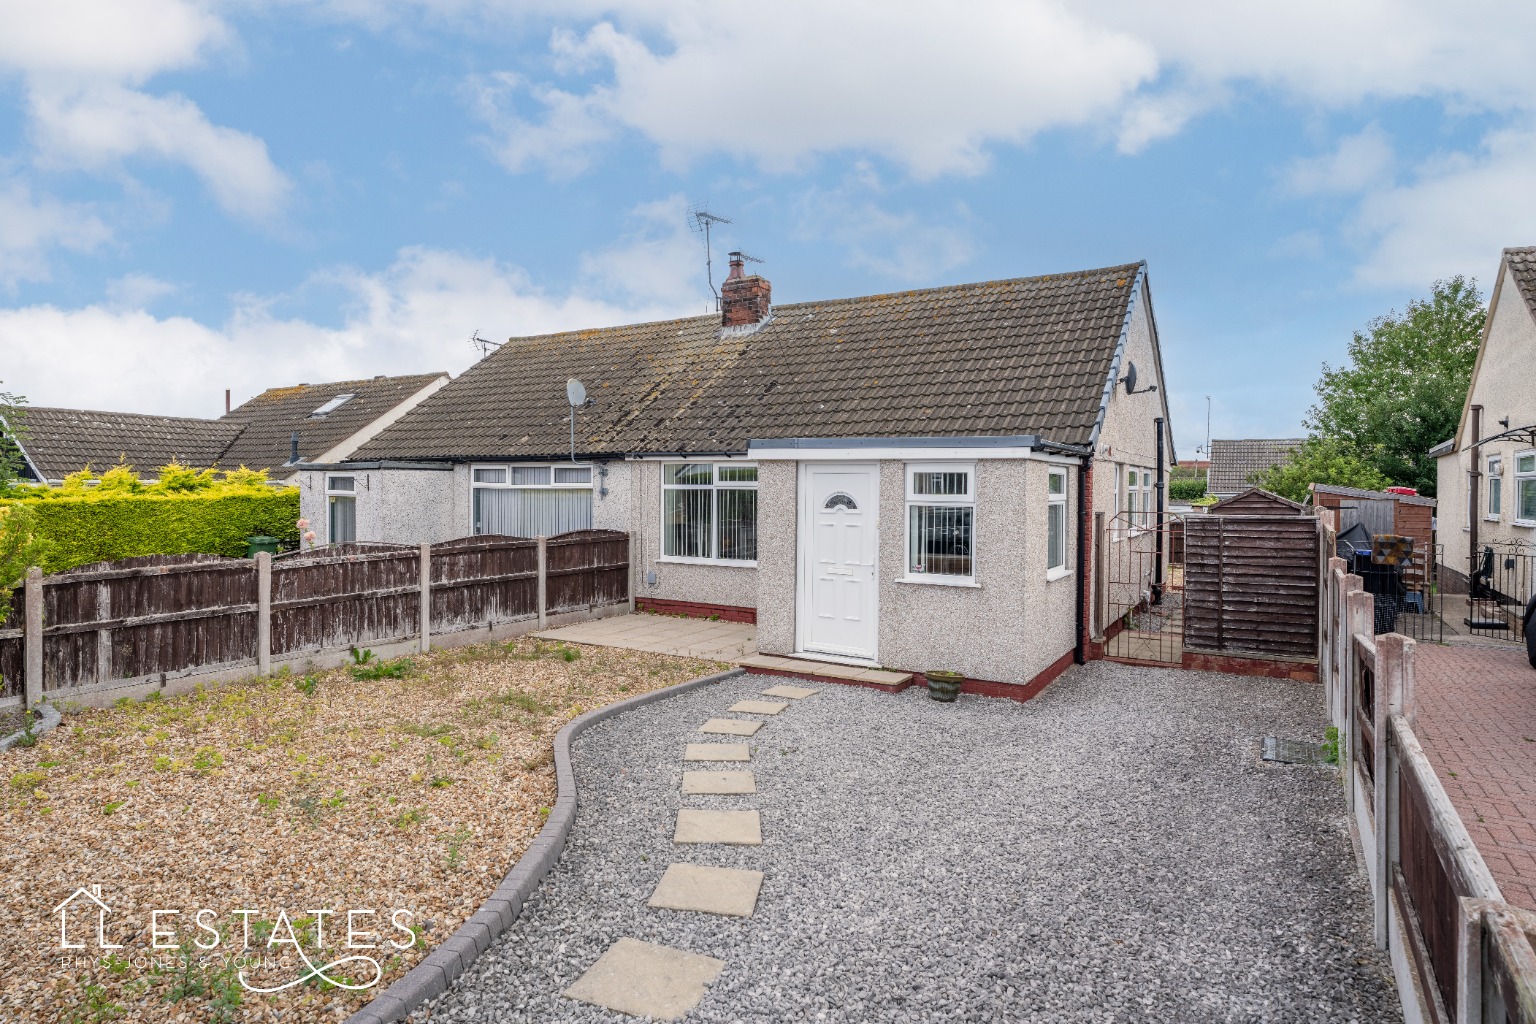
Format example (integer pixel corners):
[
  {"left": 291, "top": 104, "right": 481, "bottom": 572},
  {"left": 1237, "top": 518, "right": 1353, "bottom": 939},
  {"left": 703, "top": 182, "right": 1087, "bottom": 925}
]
[{"left": 0, "top": 636, "right": 717, "bottom": 1023}]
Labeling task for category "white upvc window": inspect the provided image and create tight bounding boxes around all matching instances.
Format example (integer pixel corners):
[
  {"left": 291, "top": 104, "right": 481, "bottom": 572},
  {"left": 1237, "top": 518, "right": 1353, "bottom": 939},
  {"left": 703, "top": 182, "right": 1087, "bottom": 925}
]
[
  {"left": 1124, "top": 467, "right": 1155, "bottom": 530},
  {"left": 661, "top": 463, "right": 758, "bottom": 563},
  {"left": 1047, "top": 467, "right": 1070, "bottom": 579},
  {"left": 326, "top": 475, "right": 356, "bottom": 544},
  {"left": 1516, "top": 451, "right": 1536, "bottom": 526},
  {"left": 471, "top": 463, "right": 593, "bottom": 537},
  {"left": 905, "top": 463, "right": 975, "bottom": 582},
  {"left": 1487, "top": 455, "right": 1503, "bottom": 520}
]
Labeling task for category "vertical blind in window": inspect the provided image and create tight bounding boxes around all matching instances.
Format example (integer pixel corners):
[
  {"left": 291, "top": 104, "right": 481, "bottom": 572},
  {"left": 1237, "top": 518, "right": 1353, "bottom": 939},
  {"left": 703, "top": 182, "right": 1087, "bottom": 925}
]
[
  {"left": 906, "top": 465, "right": 974, "bottom": 578},
  {"left": 1047, "top": 468, "right": 1067, "bottom": 571},
  {"left": 662, "top": 463, "right": 758, "bottom": 561},
  {"left": 329, "top": 496, "right": 356, "bottom": 544},
  {"left": 471, "top": 465, "right": 593, "bottom": 537}
]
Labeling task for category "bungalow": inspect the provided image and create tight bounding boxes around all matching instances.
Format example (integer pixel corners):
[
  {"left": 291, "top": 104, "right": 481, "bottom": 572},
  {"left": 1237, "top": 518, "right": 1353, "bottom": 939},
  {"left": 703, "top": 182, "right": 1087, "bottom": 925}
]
[
  {"left": 1434, "top": 246, "right": 1536, "bottom": 588},
  {"left": 1206, "top": 438, "right": 1304, "bottom": 500},
  {"left": 301, "top": 257, "right": 1175, "bottom": 691},
  {"left": 1, "top": 373, "right": 447, "bottom": 485}
]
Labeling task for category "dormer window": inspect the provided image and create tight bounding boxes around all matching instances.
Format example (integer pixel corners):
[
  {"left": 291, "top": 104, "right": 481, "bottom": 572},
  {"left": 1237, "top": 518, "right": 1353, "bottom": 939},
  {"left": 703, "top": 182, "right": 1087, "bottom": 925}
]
[{"left": 308, "top": 393, "right": 355, "bottom": 418}]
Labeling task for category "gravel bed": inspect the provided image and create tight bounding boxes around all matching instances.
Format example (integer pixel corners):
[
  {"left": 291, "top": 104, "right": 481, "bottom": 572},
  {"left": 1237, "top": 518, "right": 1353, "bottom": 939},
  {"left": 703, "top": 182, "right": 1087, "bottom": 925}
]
[{"left": 414, "top": 662, "right": 1400, "bottom": 1023}]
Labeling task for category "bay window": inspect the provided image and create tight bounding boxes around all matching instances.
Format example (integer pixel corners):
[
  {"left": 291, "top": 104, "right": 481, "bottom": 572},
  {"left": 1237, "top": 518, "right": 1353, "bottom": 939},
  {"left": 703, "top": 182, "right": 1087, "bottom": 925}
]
[
  {"left": 662, "top": 463, "right": 758, "bottom": 563},
  {"left": 472, "top": 464, "right": 593, "bottom": 537},
  {"left": 906, "top": 464, "right": 975, "bottom": 581}
]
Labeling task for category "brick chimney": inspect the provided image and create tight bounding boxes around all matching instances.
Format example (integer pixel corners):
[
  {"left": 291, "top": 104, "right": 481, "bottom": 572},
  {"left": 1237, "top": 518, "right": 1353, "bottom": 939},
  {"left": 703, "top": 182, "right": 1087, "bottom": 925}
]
[{"left": 720, "top": 252, "right": 771, "bottom": 328}]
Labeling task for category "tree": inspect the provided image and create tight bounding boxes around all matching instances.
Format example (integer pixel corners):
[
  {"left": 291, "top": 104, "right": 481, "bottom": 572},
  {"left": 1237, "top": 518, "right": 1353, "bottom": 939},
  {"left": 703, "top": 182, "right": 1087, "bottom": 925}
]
[
  {"left": 1304, "top": 276, "right": 1484, "bottom": 496},
  {"left": 0, "top": 504, "right": 48, "bottom": 623},
  {"left": 0, "top": 380, "right": 27, "bottom": 495},
  {"left": 1252, "top": 437, "right": 1392, "bottom": 503}
]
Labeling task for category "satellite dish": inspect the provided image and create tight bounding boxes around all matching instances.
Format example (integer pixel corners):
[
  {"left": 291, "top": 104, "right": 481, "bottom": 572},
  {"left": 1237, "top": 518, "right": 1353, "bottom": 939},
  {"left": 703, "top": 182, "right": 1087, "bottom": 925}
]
[
  {"left": 1123, "top": 362, "right": 1138, "bottom": 395},
  {"left": 566, "top": 378, "right": 587, "bottom": 407}
]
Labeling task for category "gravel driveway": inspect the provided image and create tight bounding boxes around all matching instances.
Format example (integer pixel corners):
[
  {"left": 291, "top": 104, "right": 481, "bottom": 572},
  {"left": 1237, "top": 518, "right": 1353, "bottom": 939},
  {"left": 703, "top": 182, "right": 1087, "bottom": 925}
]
[{"left": 414, "top": 662, "right": 1399, "bottom": 1023}]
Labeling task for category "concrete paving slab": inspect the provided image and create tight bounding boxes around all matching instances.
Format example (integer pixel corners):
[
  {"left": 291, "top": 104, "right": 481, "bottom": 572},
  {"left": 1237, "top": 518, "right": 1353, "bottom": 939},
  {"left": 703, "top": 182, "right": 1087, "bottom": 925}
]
[
  {"left": 683, "top": 743, "right": 750, "bottom": 762},
  {"left": 647, "top": 863, "right": 765, "bottom": 917},
  {"left": 561, "top": 937, "right": 725, "bottom": 1021},
  {"left": 760, "top": 684, "right": 820, "bottom": 699},
  {"left": 698, "top": 718, "right": 762, "bottom": 736},
  {"left": 682, "top": 770, "right": 756, "bottom": 795},
  {"left": 728, "top": 699, "right": 790, "bottom": 715},
  {"left": 674, "top": 808, "right": 762, "bottom": 845}
]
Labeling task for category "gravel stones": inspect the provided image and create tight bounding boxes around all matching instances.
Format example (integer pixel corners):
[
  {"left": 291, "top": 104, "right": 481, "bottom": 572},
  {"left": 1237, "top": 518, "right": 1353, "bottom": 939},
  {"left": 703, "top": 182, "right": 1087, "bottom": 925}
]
[{"left": 413, "top": 662, "right": 1401, "bottom": 1023}]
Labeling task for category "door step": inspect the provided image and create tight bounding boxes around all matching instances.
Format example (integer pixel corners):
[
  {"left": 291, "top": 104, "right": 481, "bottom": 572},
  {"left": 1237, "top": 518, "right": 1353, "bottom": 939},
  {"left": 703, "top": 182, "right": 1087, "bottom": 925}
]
[{"left": 735, "top": 654, "right": 914, "bottom": 693}]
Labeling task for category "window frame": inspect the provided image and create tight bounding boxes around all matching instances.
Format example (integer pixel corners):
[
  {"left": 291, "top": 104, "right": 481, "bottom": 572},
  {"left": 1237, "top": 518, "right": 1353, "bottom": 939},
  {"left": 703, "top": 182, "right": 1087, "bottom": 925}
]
[
  {"left": 469, "top": 462, "right": 594, "bottom": 537},
  {"left": 1487, "top": 455, "right": 1503, "bottom": 521},
  {"left": 1047, "top": 466, "right": 1070, "bottom": 580},
  {"left": 325, "top": 475, "right": 357, "bottom": 544},
  {"left": 901, "top": 462, "right": 978, "bottom": 586},
  {"left": 659, "top": 461, "right": 759, "bottom": 566},
  {"left": 1515, "top": 450, "right": 1536, "bottom": 527}
]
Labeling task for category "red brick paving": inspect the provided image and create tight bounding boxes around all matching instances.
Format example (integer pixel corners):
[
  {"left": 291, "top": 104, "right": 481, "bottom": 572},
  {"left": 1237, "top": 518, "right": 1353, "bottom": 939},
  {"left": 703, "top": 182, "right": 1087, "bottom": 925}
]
[{"left": 1412, "top": 641, "right": 1536, "bottom": 911}]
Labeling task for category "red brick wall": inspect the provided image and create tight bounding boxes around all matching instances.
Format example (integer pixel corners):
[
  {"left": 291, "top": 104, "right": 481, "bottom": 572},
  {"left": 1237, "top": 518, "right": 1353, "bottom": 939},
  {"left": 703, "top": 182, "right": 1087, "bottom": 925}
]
[{"left": 635, "top": 598, "right": 756, "bottom": 624}]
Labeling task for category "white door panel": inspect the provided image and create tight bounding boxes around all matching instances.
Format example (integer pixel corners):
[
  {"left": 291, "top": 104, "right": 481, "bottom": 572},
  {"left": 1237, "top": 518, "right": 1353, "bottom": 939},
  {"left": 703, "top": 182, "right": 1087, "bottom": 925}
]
[{"left": 801, "top": 465, "right": 879, "bottom": 659}]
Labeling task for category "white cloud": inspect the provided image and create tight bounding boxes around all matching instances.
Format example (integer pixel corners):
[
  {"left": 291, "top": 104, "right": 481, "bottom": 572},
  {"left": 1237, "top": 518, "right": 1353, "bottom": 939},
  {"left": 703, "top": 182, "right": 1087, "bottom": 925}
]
[
  {"left": 0, "top": 180, "right": 111, "bottom": 287},
  {"left": 1283, "top": 125, "right": 1396, "bottom": 197},
  {"left": 28, "top": 83, "right": 292, "bottom": 221},
  {"left": 105, "top": 272, "right": 178, "bottom": 309},
  {"left": 795, "top": 176, "right": 974, "bottom": 282},
  {"left": 1350, "top": 125, "right": 1536, "bottom": 288},
  {"left": 0, "top": 243, "right": 701, "bottom": 418},
  {"left": 0, "top": 0, "right": 225, "bottom": 80}
]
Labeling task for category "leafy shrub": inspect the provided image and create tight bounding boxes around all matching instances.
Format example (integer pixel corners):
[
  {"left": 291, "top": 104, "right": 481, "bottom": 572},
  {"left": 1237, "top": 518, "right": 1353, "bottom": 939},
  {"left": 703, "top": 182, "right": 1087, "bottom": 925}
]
[
  {"left": 1168, "top": 478, "right": 1207, "bottom": 501},
  {"left": 352, "top": 657, "right": 413, "bottom": 681}
]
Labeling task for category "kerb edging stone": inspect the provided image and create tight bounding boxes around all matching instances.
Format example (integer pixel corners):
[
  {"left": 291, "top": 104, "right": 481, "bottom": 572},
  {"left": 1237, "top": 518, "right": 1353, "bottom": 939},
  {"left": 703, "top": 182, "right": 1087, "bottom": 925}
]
[{"left": 341, "top": 666, "right": 746, "bottom": 1024}]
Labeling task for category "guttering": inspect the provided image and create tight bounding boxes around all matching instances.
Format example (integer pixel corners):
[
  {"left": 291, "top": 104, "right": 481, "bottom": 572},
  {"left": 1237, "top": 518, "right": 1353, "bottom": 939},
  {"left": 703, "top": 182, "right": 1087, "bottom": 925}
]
[
  {"left": 293, "top": 460, "right": 456, "bottom": 472},
  {"left": 748, "top": 435, "right": 1092, "bottom": 458},
  {"left": 1088, "top": 261, "right": 1148, "bottom": 450}
]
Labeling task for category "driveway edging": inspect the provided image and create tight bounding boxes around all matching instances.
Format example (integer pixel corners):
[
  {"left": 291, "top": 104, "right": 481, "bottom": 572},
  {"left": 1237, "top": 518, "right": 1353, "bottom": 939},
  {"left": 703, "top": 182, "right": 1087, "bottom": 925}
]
[{"left": 342, "top": 666, "right": 747, "bottom": 1024}]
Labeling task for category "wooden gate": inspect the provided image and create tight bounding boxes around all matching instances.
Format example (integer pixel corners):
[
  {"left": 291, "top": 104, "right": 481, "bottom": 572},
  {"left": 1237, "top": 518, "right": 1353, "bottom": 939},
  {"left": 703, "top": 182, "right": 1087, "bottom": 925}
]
[{"left": 1183, "top": 514, "right": 1321, "bottom": 660}]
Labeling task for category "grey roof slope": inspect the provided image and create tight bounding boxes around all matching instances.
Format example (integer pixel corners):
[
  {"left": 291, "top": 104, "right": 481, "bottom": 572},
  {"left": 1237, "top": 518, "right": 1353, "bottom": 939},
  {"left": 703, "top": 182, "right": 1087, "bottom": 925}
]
[
  {"left": 1311, "top": 482, "right": 1436, "bottom": 507},
  {"left": 9, "top": 407, "right": 242, "bottom": 481},
  {"left": 220, "top": 373, "right": 445, "bottom": 471},
  {"left": 1505, "top": 247, "right": 1536, "bottom": 320},
  {"left": 1208, "top": 438, "right": 1306, "bottom": 496},
  {"left": 354, "top": 264, "right": 1145, "bottom": 461}
]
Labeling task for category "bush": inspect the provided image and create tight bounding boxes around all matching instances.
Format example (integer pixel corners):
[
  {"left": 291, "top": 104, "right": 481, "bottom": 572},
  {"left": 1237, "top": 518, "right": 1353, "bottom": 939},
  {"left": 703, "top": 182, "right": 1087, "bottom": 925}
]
[
  {"left": 1, "top": 466, "right": 298, "bottom": 572},
  {"left": 1168, "top": 478, "right": 1207, "bottom": 501}
]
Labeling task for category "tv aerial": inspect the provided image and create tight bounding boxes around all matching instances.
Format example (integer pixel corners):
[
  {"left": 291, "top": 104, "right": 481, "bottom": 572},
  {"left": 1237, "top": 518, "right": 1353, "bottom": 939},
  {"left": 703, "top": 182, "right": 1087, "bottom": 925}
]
[
  {"left": 688, "top": 202, "right": 732, "bottom": 310},
  {"left": 469, "top": 330, "right": 502, "bottom": 359}
]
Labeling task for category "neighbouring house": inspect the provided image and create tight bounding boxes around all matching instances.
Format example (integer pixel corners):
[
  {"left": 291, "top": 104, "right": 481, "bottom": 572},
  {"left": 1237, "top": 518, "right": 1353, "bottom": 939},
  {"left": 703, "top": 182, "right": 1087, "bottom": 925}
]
[
  {"left": 1435, "top": 246, "right": 1536, "bottom": 594},
  {"left": 0, "top": 373, "right": 448, "bottom": 485},
  {"left": 300, "top": 256, "right": 1175, "bottom": 693},
  {"left": 1206, "top": 438, "right": 1304, "bottom": 500}
]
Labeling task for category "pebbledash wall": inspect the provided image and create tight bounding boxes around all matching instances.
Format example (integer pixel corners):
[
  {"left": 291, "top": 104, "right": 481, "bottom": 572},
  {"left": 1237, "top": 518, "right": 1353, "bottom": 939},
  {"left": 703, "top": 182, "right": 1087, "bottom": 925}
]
[
  {"left": 297, "top": 464, "right": 456, "bottom": 544},
  {"left": 628, "top": 459, "right": 759, "bottom": 614}
]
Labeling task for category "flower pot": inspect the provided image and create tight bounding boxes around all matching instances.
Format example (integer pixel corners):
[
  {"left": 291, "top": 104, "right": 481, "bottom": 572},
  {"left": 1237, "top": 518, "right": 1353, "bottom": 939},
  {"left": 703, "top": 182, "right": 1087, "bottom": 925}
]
[{"left": 926, "top": 670, "right": 964, "bottom": 703}]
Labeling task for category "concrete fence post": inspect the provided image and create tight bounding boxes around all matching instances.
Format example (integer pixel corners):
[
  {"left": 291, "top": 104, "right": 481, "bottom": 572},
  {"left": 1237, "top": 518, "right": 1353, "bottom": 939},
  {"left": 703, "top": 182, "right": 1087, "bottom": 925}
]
[
  {"left": 537, "top": 536, "right": 548, "bottom": 630},
  {"left": 419, "top": 543, "right": 432, "bottom": 654},
  {"left": 1455, "top": 898, "right": 1491, "bottom": 1024},
  {"left": 256, "top": 551, "right": 272, "bottom": 677},
  {"left": 1374, "top": 633, "right": 1407, "bottom": 950},
  {"left": 1343, "top": 587, "right": 1373, "bottom": 820},
  {"left": 23, "top": 566, "right": 42, "bottom": 709},
  {"left": 95, "top": 581, "right": 112, "bottom": 686}
]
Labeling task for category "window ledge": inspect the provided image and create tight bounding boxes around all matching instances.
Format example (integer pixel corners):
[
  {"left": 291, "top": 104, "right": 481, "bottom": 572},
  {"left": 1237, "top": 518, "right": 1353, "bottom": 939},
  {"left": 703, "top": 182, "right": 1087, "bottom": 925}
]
[
  {"left": 1046, "top": 566, "right": 1073, "bottom": 582},
  {"left": 657, "top": 555, "right": 758, "bottom": 568},
  {"left": 1513, "top": 520, "right": 1536, "bottom": 529},
  {"left": 1485, "top": 515, "right": 1502, "bottom": 522},
  {"left": 896, "top": 575, "right": 980, "bottom": 589}
]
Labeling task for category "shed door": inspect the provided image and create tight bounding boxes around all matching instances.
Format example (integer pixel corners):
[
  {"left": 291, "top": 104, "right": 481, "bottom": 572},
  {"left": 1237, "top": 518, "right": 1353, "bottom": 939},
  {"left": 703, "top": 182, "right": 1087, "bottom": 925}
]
[{"left": 800, "top": 464, "right": 879, "bottom": 660}]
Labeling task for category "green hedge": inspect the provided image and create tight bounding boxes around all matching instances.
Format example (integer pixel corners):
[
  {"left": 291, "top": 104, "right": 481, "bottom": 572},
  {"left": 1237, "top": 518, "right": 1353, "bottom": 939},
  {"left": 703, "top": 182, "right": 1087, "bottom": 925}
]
[
  {"left": 3, "top": 488, "right": 299, "bottom": 572},
  {"left": 1168, "top": 479, "right": 1207, "bottom": 501}
]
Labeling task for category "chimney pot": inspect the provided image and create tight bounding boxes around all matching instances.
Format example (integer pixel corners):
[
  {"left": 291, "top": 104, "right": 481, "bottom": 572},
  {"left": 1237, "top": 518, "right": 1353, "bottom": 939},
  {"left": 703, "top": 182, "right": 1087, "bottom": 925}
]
[{"left": 720, "top": 252, "right": 770, "bottom": 328}]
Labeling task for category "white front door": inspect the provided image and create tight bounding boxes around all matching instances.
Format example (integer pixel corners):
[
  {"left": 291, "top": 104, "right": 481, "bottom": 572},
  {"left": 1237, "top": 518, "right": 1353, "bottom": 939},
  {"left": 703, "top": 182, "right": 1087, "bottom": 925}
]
[{"left": 800, "top": 463, "right": 879, "bottom": 660}]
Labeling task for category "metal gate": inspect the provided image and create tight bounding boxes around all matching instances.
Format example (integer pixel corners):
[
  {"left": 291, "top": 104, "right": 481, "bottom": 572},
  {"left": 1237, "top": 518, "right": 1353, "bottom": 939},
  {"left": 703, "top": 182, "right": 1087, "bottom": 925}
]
[{"left": 1099, "top": 511, "right": 1184, "bottom": 664}]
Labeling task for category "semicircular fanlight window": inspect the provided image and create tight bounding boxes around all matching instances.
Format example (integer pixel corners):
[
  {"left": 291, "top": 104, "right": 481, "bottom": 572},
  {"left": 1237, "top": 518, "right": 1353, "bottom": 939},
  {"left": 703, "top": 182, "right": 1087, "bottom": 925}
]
[{"left": 824, "top": 491, "right": 858, "bottom": 510}]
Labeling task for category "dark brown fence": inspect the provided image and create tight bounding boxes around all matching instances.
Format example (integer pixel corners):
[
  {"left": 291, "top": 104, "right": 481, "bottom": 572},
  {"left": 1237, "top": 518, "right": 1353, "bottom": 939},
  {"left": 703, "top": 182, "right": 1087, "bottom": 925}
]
[
  {"left": 0, "top": 530, "right": 629, "bottom": 701},
  {"left": 1183, "top": 514, "right": 1321, "bottom": 659}
]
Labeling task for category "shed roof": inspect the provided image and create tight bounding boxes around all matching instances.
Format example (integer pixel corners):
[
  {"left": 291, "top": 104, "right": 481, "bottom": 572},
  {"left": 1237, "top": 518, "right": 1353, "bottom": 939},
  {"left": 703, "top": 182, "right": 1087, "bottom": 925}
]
[
  {"left": 7, "top": 407, "right": 242, "bottom": 482},
  {"left": 1310, "top": 482, "right": 1437, "bottom": 508},
  {"left": 1207, "top": 438, "right": 1305, "bottom": 496},
  {"left": 354, "top": 263, "right": 1147, "bottom": 461},
  {"left": 1209, "top": 487, "right": 1308, "bottom": 516}
]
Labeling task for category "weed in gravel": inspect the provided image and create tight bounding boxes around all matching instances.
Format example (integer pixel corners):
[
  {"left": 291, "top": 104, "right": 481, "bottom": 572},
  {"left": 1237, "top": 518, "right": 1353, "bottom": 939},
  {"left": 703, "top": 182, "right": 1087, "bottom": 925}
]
[
  {"left": 394, "top": 807, "right": 423, "bottom": 828},
  {"left": 256, "top": 792, "right": 280, "bottom": 811},
  {"left": 1322, "top": 726, "right": 1340, "bottom": 764},
  {"left": 499, "top": 690, "right": 552, "bottom": 716},
  {"left": 151, "top": 755, "right": 173, "bottom": 772},
  {"left": 522, "top": 747, "right": 555, "bottom": 771},
  {"left": 354, "top": 657, "right": 413, "bottom": 681},
  {"left": 473, "top": 733, "right": 498, "bottom": 750},
  {"left": 67, "top": 978, "right": 122, "bottom": 1023},
  {"left": 429, "top": 775, "right": 455, "bottom": 789},
  {"left": 12, "top": 710, "right": 38, "bottom": 748},
  {"left": 295, "top": 675, "right": 319, "bottom": 697},
  {"left": 190, "top": 747, "right": 224, "bottom": 775},
  {"left": 102, "top": 799, "right": 126, "bottom": 816},
  {"left": 446, "top": 825, "right": 472, "bottom": 869},
  {"left": 10, "top": 769, "right": 45, "bottom": 791}
]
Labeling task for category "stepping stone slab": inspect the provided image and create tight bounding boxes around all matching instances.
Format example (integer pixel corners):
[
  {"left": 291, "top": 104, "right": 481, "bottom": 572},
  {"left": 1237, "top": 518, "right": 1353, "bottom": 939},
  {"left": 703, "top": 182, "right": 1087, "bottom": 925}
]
[
  {"left": 562, "top": 937, "right": 724, "bottom": 1021},
  {"left": 699, "top": 718, "right": 761, "bottom": 736},
  {"left": 674, "top": 808, "right": 762, "bottom": 845},
  {"left": 761, "top": 684, "right": 820, "bottom": 699},
  {"left": 728, "top": 699, "right": 790, "bottom": 715},
  {"left": 683, "top": 743, "right": 750, "bottom": 762},
  {"left": 648, "top": 863, "right": 764, "bottom": 917},
  {"left": 682, "top": 770, "right": 756, "bottom": 795}
]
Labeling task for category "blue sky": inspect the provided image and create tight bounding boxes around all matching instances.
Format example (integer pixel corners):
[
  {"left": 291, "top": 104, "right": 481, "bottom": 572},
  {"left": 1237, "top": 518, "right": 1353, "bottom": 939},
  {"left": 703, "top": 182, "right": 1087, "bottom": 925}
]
[{"left": 2, "top": 1, "right": 1535, "bottom": 459}]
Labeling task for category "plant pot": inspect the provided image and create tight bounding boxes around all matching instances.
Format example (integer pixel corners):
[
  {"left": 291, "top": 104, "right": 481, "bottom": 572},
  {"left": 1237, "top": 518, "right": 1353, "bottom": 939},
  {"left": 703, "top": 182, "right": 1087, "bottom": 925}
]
[{"left": 926, "top": 670, "right": 964, "bottom": 703}]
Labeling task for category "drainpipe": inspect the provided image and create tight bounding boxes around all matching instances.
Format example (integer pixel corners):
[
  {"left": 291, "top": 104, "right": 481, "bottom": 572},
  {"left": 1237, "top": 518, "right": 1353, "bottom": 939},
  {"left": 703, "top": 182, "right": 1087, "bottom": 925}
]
[
  {"left": 1075, "top": 453, "right": 1091, "bottom": 665},
  {"left": 1154, "top": 417, "right": 1166, "bottom": 592},
  {"left": 1469, "top": 405, "right": 1482, "bottom": 587}
]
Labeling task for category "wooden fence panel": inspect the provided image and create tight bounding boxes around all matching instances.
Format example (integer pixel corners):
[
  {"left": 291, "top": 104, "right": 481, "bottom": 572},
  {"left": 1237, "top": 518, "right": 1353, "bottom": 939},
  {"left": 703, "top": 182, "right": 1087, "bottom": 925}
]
[
  {"left": 271, "top": 547, "right": 420, "bottom": 656},
  {"left": 1183, "top": 515, "right": 1320, "bottom": 659},
  {"left": 1399, "top": 760, "right": 1459, "bottom": 1014},
  {"left": 546, "top": 529, "right": 629, "bottom": 614},
  {"left": 430, "top": 535, "right": 539, "bottom": 631},
  {"left": 0, "top": 595, "right": 20, "bottom": 700}
]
